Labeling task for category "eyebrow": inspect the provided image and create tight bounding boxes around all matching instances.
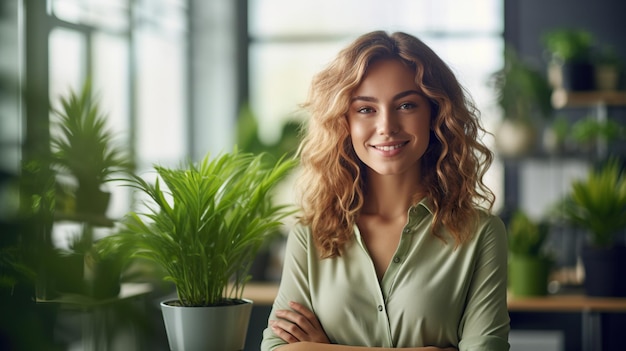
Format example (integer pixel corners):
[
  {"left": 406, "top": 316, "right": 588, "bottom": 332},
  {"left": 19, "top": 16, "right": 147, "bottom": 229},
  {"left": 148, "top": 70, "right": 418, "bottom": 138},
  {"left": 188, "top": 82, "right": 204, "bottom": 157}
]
[{"left": 350, "top": 90, "right": 423, "bottom": 103}]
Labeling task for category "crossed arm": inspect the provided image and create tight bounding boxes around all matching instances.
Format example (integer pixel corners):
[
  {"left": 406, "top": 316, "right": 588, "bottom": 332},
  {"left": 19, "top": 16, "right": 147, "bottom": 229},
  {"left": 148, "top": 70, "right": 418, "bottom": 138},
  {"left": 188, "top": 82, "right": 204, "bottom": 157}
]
[
  {"left": 270, "top": 301, "right": 457, "bottom": 351},
  {"left": 277, "top": 343, "right": 456, "bottom": 351}
]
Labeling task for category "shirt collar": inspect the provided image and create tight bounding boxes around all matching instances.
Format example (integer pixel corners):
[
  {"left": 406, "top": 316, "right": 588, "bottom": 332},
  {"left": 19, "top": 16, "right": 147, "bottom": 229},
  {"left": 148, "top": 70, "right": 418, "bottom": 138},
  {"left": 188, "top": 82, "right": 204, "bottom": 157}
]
[{"left": 410, "top": 197, "right": 434, "bottom": 216}]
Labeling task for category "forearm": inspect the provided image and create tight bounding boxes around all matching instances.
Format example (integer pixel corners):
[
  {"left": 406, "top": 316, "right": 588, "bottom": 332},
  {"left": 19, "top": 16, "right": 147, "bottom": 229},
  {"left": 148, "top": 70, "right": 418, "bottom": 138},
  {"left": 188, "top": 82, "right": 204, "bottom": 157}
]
[{"left": 277, "top": 342, "right": 455, "bottom": 351}]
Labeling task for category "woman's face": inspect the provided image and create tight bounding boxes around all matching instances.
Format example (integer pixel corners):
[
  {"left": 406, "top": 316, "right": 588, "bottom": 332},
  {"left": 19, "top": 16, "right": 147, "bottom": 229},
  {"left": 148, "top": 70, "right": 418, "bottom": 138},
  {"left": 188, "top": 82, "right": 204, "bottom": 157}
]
[{"left": 347, "top": 58, "right": 431, "bottom": 177}]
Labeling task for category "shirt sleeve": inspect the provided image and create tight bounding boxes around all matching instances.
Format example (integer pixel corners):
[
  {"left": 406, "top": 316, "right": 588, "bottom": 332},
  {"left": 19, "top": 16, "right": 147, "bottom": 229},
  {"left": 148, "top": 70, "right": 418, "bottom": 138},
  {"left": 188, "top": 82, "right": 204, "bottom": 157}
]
[
  {"left": 458, "top": 214, "right": 511, "bottom": 351},
  {"left": 261, "top": 225, "right": 313, "bottom": 351}
]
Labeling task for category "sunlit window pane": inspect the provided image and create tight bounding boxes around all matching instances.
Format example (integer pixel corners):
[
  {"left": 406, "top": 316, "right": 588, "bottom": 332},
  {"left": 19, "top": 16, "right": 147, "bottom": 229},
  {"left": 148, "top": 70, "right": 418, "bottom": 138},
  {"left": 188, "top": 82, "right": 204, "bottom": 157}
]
[
  {"left": 249, "top": 0, "right": 502, "bottom": 38},
  {"left": 135, "top": 31, "right": 187, "bottom": 168},
  {"left": 249, "top": 41, "right": 346, "bottom": 143},
  {"left": 93, "top": 32, "right": 131, "bottom": 219},
  {"left": 93, "top": 33, "right": 129, "bottom": 135},
  {"left": 135, "top": 0, "right": 188, "bottom": 34},
  {"left": 51, "top": 0, "right": 129, "bottom": 31},
  {"left": 424, "top": 0, "right": 503, "bottom": 33},
  {"left": 49, "top": 28, "right": 85, "bottom": 105},
  {"left": 132, "top": 0, "right": 188, "bottom": 170}
]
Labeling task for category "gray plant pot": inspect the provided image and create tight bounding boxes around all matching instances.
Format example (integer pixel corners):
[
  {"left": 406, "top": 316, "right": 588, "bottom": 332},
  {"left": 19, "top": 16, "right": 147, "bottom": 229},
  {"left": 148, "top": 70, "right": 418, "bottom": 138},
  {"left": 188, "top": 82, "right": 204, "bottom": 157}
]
[{"left": 161, "top": 298, "right": 253, "bottom": 351}]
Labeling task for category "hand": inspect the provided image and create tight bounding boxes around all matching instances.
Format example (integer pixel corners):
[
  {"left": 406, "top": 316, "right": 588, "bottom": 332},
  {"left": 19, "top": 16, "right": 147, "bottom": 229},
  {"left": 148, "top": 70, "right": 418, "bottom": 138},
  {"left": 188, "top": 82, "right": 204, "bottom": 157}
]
[{"left": 270, "top": 301, "right": 331, "bottom": 344}]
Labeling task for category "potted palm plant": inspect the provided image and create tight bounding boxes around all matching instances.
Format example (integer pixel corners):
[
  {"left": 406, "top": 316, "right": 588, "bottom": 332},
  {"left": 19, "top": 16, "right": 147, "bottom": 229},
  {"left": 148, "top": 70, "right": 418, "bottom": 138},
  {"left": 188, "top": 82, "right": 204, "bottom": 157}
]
[
  {"left": 100, "top": 150, "right": 297, "bottom": 351},
  {"left": 561, "top": 158, "right": 626, "bottom": 297},
  {"left": 507, "top": 210, "right": 552, "bottom": 297},
  {"left": 47, "top": 80, "right": 132, "bottom": 299},
  {"left": 50, "top": 80, "right": 133, "bottom": 217}
]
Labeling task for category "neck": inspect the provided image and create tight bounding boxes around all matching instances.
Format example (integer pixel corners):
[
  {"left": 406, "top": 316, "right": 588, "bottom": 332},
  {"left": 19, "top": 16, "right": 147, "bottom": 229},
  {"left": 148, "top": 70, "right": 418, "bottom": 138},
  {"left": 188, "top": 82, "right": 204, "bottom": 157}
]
[{"left": 361, "top": 169, "right": 424, "bottom": 219}]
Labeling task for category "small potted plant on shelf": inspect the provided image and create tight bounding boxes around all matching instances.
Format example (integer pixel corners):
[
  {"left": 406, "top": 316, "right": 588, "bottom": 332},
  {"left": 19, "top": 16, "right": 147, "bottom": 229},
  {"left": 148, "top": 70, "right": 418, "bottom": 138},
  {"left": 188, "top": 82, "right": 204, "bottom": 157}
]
[
  {"left": 99, "top": 149, "right": 297, "bottom": 351},
  {"left": 507, "top": 210, "right": 552, "bottom": 297},
  {"left": 489, "top": 46, "right": 553, "bottom": 157},
  {"left": 592, "top": 44, "right": 623, "bottom": 91},
  {"left": 542, "top": 28, "right": 595, "bottom": 91},
  {"left": 560, "top": 158, "right": 626, "bottom": 297},
  {"left": 50, "top": 80, "right": 133, "bottom": 218}
]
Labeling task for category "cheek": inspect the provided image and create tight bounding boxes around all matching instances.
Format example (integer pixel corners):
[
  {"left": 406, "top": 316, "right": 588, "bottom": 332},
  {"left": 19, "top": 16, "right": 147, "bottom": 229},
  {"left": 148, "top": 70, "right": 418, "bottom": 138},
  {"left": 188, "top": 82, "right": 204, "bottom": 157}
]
[
  {"left": 348, "top": 120, "right": 369, "bottom": 145},
  {"left": 405, "top": 117, "right": 431, "bottom": 139}
]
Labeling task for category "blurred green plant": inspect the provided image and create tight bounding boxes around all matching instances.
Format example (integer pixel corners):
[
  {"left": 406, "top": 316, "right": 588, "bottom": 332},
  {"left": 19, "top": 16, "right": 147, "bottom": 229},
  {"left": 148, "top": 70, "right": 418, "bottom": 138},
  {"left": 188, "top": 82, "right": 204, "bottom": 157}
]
[
  {"left": 489, "top": 46, "right": 553, "bottom": 122},
  {"left": 507, "top": 210, "right": 550, "bottom": 257},
  {"left": 237, "top": 103, "right": 301, "bottom": 159},
  {"left": 560, "top": 158, "right": 626, "bottom": 248},
  {"left": 571, "top": 117, "right": 624, "bottom": 145},
  {"left": 542, "top": 28, "right": 594, "bottom": 63},
  {"left": 50, "top": 80, "right": 133, "bottom": 215}
]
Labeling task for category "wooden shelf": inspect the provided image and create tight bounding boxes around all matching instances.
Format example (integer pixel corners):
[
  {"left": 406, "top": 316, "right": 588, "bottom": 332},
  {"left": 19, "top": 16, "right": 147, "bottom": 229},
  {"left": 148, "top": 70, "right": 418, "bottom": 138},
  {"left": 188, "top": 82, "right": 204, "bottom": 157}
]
[
  {"left": 37, "top": 283, "right": 153, "bottom": 308},
  {"left": 551, "top": 89, "right": 626, "bottom": 109},
  {"left": 508, "top": 294, "right": 626, "bottom": 312}
]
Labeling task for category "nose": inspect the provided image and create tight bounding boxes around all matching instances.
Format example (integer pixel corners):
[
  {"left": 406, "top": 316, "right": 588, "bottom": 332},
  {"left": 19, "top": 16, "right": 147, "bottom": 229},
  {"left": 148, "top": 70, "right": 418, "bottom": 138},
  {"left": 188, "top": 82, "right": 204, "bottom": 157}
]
[{"left": 377, "top": 110, "right": 400, "bottom": 136}]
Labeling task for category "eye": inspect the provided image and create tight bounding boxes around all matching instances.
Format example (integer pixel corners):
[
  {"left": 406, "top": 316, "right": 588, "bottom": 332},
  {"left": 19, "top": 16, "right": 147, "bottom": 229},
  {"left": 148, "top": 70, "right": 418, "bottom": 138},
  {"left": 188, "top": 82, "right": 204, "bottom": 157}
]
[
  {"left": 398, "top": 102, "right": 416, "bottom": 110},
  {"left": 356, "top": 106, "right": 375, "bottom": 114}
]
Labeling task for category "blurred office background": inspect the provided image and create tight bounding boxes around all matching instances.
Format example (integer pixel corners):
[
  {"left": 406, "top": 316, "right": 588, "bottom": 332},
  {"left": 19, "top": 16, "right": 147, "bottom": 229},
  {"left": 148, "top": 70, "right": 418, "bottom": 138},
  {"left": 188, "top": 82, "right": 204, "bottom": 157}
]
[{"left": 1, "top": 0, "right": 625, "bottom": 350}]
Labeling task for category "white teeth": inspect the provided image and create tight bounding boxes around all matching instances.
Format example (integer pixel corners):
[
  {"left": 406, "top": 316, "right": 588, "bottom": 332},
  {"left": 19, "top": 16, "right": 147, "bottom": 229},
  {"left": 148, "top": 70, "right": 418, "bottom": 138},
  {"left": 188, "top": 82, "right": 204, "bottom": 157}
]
[{"left": 374, "top": 143, "right": 404, "bottom": 151}]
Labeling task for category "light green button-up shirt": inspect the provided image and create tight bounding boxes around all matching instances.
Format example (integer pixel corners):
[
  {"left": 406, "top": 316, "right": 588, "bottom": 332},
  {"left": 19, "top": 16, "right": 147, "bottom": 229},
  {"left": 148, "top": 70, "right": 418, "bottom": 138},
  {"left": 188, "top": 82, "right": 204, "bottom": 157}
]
[{"left": 261, "top": 199, "right": 510, "bottom": 351}]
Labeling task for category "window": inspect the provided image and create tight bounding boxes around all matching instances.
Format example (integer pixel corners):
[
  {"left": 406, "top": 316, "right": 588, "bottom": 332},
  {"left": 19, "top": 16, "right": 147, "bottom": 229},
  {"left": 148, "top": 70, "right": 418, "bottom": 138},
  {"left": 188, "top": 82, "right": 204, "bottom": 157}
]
[
  {"left": 49, "top": 0, "right": 188, "bottom": 174},
  {"left": 46, "top": 0, "right": 188, "bottom": 247}
]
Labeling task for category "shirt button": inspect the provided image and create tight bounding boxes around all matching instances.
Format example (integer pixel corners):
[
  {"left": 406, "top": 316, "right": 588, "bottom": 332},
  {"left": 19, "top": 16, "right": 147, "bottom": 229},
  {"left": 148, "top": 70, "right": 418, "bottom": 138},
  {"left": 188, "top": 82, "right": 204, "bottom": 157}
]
[
  {"left": 378, "top": 305, "right": 383, "bottom": 312},
  {"left": 402, "top": 228, "right": 410, "bottom": 234},
  {"left": 393, "top": 257, "right": 401, "bottom": 263}
]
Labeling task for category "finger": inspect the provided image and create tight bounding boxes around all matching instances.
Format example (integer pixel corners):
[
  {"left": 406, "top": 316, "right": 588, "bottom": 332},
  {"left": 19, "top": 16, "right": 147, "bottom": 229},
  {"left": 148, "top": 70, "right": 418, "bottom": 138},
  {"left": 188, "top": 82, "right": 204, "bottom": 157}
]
[
  {"left": 286, "top": 302, "right": 324, "bottom": 330},
  {"left": 276, "top": 305, "right": 330, "bottom": 343},
  {"left": 275, "top": 309, "right": 313, "bottom": 335},
  {"left": 288, "top": 301, "right": 317, "bottom": 320},
  {"left": 270, "top": 318, "right": 306, "bottom": 342},
  {"left": 270, "top": 324, "right": 298, "bottom": 344}
]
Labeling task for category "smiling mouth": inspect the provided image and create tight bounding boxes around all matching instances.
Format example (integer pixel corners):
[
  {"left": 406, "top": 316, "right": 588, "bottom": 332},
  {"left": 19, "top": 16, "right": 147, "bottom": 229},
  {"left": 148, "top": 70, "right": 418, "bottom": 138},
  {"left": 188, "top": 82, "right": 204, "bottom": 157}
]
[{"left": 371, "top": 141, "right": 409, "bottom": 151}]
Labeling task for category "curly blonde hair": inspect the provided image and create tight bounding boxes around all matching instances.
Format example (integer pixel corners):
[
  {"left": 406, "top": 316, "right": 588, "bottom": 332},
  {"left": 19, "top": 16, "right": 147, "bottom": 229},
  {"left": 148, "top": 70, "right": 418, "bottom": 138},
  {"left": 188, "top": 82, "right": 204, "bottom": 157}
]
[{"left": 297, "top": 31, "right": 495, "bottom": 258}]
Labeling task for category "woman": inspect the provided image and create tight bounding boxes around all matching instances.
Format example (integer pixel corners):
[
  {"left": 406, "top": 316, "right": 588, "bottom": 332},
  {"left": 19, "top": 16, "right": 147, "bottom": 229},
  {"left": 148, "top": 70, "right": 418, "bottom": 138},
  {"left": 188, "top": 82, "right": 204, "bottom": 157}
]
[{"left": 261, "top": 31, "right": 510, "bottom": 351}]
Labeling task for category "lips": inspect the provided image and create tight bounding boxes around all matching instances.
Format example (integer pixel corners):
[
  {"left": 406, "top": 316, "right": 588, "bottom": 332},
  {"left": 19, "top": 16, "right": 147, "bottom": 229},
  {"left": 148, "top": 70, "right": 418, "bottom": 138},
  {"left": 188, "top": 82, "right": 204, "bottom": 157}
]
[{"left": 371, "top": 141, "right": 409, "bottom": 151}]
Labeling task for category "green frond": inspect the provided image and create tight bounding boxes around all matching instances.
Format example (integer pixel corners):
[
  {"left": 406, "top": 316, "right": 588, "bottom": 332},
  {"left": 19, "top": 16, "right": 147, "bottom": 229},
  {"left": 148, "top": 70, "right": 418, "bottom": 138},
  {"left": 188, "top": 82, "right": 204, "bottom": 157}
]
[
  {"left": 507, "top": 210, "right": 549, "bottom": 257},
  {"left": 100, "top": 150, "right": 298, "bottom": 306},
  {"left": 562, "top": 158, "right": 626, "bottom": 247},
  {"left": 50, "top": 80, "right": 133, "bottom": 187}
]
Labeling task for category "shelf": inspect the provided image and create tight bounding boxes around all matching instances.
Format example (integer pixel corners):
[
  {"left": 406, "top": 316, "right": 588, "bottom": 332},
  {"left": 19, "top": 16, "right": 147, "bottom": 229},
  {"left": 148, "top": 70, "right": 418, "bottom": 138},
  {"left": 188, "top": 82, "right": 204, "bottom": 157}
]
[
  {"left": 551, "top": 89, "right": 626, "bottom": 109},
  {"left": 508, "top": 294, "right": 626, "bottom": 313},
  {"left": 37, "top": 283, "right": 153, "bottom": 308}
]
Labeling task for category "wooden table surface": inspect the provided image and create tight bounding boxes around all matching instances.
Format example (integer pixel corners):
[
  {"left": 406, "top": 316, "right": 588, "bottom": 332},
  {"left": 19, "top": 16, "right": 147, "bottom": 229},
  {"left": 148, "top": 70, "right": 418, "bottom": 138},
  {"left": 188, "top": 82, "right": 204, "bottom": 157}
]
[{"left": 243, "top": 282, "right": 626, "bottom": 312}]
